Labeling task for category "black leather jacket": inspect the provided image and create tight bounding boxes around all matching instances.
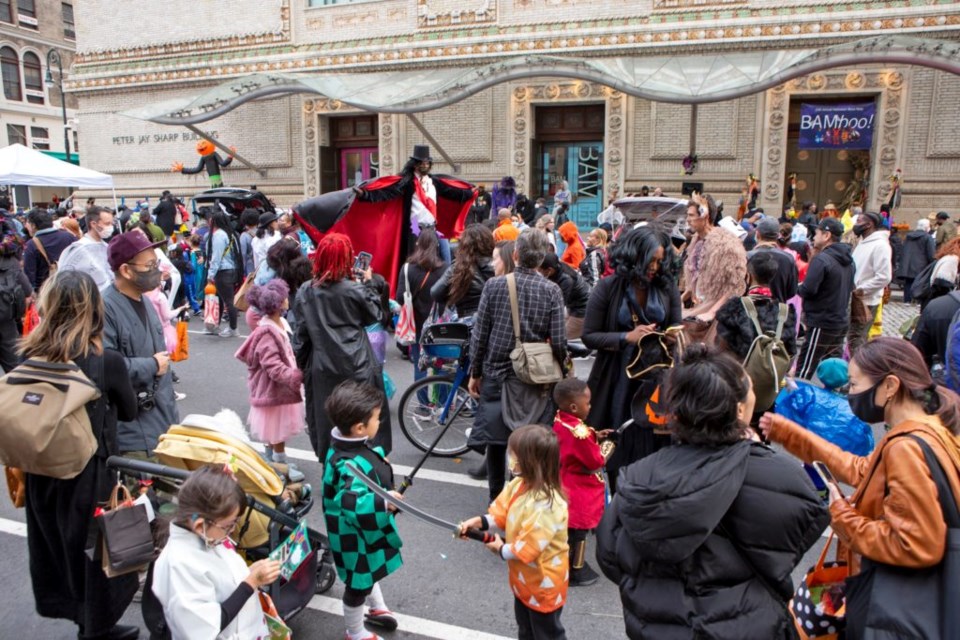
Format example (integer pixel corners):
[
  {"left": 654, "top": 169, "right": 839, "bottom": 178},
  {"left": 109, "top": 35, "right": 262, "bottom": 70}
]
[{"left": 431, "top": 257, "right": 495, "bottom": 318}]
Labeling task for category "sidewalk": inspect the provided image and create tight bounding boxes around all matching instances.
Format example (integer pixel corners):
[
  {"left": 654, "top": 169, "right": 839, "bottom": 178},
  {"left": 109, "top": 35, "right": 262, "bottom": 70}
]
[{"left": 878, "top": 299, "right": 919, "bottom": 338}]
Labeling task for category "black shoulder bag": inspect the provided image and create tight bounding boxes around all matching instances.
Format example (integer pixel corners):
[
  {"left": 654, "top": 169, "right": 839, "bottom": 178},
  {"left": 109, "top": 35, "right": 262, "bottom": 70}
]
[{"left": 844, "top": 434, "right": 960, "bottom": 639}]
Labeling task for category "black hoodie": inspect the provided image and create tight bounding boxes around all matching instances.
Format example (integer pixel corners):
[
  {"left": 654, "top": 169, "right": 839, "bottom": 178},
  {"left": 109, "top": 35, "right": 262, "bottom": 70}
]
[
  {"left": 798, "top": 241, "right": 855, "bottom": 331},
  {"left": 596, "top": 441, "right": 829, "bottom": 640}
]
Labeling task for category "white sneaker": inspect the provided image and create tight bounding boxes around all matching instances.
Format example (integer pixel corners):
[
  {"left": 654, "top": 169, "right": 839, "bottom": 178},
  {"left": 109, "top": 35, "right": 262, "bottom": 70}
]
[
  {"left": 175, "top": 392, "right": 187, "bottom": 401},
  {"left": 219, "top": 327, "right": 237, "bottom": 338}
]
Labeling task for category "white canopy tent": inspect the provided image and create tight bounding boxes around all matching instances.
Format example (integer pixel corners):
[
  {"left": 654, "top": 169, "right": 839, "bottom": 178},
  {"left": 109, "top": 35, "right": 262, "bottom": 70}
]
[{"left": 0, "top": 143, "right": 116, "bottom": 209}]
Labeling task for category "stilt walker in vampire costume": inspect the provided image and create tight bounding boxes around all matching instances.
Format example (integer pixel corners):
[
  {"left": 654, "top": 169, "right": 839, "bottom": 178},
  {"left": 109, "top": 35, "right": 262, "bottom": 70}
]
[
  {"left": 171, "top": 140, "right": 236, "bottom": 188},
  {"left": 293, "top": 145, "right": 477, "bottom": 292}
]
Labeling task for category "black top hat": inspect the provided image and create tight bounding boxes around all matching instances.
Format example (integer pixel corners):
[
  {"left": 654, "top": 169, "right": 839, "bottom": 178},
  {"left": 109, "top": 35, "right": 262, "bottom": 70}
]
[{"left": 410, "top": 145, "right": 432, "bottom": 163}]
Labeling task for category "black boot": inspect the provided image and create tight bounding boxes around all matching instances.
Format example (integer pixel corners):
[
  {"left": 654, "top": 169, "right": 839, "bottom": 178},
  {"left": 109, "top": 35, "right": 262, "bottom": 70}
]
[
  {"left": 467, "top": 457, "right": 488, "bottom": 480},
  {"left": 569, "top": 529, "right": 599, "bottom": 586}
]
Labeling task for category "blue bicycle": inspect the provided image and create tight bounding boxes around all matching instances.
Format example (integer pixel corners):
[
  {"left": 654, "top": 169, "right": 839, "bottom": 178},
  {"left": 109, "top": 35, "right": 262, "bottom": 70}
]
[{"left": 397, "top": 322, "right": 476, "bottom": 457}]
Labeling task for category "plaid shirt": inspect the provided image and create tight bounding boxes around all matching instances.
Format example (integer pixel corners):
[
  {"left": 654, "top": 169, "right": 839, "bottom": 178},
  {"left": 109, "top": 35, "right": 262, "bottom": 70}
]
[{"left": 470, "top": 267, "right": 567, "bottom": 381}]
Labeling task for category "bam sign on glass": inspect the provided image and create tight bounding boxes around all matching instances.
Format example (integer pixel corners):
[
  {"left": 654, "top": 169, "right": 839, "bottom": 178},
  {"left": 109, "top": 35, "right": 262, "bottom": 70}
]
[{"left": 798, "top": 102, "right": 875, "bottom": 150}]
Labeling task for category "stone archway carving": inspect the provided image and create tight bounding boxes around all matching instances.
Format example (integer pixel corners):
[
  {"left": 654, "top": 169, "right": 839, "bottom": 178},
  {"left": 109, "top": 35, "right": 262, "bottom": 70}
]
[
  {"left": 302, "top": 98, "right": 397, "bottom": 198},
  {"left": 509, "top": 82, "right": 626, "bottom": 199},
  {"left": 760, "top": 69, "right": 905, "bottom": 212}
]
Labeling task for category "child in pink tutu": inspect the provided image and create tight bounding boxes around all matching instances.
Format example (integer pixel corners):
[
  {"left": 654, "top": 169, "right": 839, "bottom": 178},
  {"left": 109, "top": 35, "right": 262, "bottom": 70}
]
[{"left": 234, "top": 279, "right": 305, "bottom": 464}]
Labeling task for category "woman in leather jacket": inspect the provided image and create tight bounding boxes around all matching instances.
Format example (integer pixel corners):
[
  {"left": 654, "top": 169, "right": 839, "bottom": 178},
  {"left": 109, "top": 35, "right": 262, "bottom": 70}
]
[
  {"left": 760, "top": 337, "right": 960, "bottom": 637},
  {"left": 431, "top": 224, "right": 495, "bottom": 319},
  {"left": 294, "top": 233, "right": 391, "bottom": 461}
]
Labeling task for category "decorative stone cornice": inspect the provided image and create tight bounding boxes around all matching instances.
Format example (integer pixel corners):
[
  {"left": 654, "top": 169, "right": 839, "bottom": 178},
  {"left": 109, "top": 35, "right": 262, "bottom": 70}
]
[
  {"left": 418, "top": 0, "right": 496, "bottom": 28},
  {"left": 69, "top": 10, "right": 960, "bottom": 93}
]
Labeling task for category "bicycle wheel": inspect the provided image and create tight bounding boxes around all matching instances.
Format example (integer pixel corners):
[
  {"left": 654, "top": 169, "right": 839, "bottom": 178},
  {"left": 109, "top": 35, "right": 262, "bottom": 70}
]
[{"left": 398, "top": 375, "right": 475, "bottom": 457}]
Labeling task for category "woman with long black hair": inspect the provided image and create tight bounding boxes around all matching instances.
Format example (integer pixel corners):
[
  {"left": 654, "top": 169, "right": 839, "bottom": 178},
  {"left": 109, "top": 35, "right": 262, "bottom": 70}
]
[
  {"left": 397, "top": 229, "right": 446, "bottom": 385},
  {"left": 430, "top": 223, "right": 495, "bottom": 319},
  {"left": 205, "top": 210, "right": 243, "bottom": 337},
  {"left": 582, "top": 226, "right": 682, "bottom": 490}
]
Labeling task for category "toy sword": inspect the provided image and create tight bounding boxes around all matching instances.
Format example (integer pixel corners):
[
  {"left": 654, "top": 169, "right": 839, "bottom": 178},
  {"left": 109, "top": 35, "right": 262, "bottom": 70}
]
[{"left": 344, "top": 462, "right": 494, "bottom": 543}]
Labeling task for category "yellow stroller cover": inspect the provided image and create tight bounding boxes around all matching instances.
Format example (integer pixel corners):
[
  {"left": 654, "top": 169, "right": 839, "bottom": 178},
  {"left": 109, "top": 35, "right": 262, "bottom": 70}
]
[{"left": 154, "top": 415, "right": 285, "bottom": 549}]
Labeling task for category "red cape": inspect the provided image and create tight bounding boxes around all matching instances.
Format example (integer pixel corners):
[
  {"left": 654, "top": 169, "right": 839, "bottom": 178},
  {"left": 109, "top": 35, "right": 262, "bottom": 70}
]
[{"left": 295, "top": 175, "right": 475, "bottom": 294}]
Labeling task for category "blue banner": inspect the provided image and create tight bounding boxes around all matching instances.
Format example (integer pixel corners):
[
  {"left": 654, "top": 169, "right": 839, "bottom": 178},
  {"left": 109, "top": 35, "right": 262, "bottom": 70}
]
[{"left": 798, "top": 102, "right": 875, "bottom": 150}]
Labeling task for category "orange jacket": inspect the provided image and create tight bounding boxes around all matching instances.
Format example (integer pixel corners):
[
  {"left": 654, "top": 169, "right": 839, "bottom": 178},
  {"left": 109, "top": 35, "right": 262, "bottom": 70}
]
[
  {"left": 558, "top": 221, "right": 585, "bottom": 269},
  {"left": 768, "top": 415, "right": 960, "bottom": 574},
  {"left": 489, "top": 477, "right": 569, "bottom": 613}
]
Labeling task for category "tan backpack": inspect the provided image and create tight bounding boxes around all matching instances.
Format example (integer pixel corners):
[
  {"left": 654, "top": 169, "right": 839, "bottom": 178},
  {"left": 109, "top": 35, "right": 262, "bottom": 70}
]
[
  {"left": 741, "top": 297, "right": 791, "bottom": 411},
  {"left": 0, "top": 358, "right": 100, "bottom": 479}
]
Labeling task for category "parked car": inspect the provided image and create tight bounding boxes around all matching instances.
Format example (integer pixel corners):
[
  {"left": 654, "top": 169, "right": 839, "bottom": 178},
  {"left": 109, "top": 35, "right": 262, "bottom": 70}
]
[{"left": 190, "top": 187, "right": 275, "bottom": 226}]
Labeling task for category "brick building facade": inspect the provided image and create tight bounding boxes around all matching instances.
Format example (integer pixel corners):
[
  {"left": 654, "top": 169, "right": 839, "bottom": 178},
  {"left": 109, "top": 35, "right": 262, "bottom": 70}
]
[
  {"left": 71, "top": 0, "right": 960, "bottom": 226},
  {"left": 1, "top": 0, "right": 77, "bottom": 205}
]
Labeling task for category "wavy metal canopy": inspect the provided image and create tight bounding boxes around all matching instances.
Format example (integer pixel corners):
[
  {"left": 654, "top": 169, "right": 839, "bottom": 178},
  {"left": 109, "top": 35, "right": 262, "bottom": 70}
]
[{"left": 121, "top": 35, "right": 960, "bottom": 125}]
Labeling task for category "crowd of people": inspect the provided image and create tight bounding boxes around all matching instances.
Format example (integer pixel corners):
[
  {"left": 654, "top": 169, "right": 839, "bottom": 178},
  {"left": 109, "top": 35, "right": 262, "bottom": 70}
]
[{"left": 2, "top": 178, "right": 960, "bottom": 640}]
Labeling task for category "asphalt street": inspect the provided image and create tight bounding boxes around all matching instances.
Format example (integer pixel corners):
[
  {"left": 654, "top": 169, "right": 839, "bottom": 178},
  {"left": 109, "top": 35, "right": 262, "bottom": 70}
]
[{"left": 0, "top": 309, "right": 901, "bottom": 639}]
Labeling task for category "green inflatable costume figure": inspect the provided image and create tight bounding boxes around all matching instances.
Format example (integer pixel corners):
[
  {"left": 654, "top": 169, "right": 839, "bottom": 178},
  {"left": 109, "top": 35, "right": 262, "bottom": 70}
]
[{"left": 171, "top": 139, "right": 235, "bottom": 188}]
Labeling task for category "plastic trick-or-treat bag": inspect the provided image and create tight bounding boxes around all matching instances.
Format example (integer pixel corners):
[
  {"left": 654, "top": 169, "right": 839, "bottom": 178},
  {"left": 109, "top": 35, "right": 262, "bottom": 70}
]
[
  {"left": 203, "top": 283, "right": 220, "bottom": 333},
  {"left": 774, "top": 380, "right": 875, "bottom": 457}
]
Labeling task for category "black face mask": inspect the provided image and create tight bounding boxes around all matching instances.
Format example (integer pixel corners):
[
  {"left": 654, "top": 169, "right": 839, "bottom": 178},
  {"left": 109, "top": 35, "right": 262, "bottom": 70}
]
[
  {"left": 848, "top": 380, "right": 886, "bottom": 424},
  {"left": 129, "top": 265, "right": 162, "bottom": 292},
  {"left": 852, "top": 223, "right": 869, "bottom": 237}
]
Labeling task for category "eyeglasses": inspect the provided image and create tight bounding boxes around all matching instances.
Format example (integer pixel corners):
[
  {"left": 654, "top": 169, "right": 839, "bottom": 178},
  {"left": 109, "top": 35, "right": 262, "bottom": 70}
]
[
  {"left": 127, "top": 260, "right": 159, "bottom": 270},
  {"left": 209, "top": 518, "right": 238, "bottom": 535}
]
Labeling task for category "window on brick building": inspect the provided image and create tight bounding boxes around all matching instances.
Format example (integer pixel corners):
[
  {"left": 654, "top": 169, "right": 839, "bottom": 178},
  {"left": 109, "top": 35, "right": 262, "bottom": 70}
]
[
  {"left": 17, "top": 0, "right": 37, "bottom": 28},
  {"left": 30, "top": 126, "right": 49, "bottom": 149},
  {"left": 62, "top": 3, "right": 74, "bottom": 39},
  {"left": 1, "top": 47, "right": 22, "bottom": 101},
  {"left": 7, "top": 124, "right": 26, "bottom": 146},
  {"left": 0, "top": 1, "right": 12, "bottom": 24},
  {"left": 22, "top": 51, "right": 43, "bottom": 104}
]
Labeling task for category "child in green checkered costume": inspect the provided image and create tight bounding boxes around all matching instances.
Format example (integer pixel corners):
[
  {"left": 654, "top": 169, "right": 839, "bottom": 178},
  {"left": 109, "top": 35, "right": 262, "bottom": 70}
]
[{"left": 322, "top": 381, "right": 403, "bottom": 640}]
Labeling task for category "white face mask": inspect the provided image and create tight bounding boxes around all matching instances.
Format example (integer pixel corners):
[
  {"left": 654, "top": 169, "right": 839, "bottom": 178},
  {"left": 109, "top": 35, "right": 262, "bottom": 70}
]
[{"left": 98, "top": 223, "right": 114, "bottom": 240}]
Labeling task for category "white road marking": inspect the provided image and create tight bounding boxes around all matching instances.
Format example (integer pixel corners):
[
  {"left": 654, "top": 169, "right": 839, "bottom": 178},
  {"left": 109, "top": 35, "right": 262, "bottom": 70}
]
[
  {"left": 0, "top": 517, "right": 512, "bottom": 640},
  {"left": 0, "top": 518, "right": 26, "bottom": 536},
  {"left": 306, "top": 594, "right": 513, "bottom": 640}
]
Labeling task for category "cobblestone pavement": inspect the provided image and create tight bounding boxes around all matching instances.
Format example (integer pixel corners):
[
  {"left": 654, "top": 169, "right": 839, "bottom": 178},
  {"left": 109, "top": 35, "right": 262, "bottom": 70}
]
[{"left": 879, "top": 298, "right": 919, "bottom": 338}]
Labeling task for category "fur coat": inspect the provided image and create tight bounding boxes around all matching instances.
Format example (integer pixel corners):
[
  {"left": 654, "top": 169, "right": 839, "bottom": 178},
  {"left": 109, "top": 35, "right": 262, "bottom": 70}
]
[{"left": 687, "top": 227, "right": 748, "bottom": 319}]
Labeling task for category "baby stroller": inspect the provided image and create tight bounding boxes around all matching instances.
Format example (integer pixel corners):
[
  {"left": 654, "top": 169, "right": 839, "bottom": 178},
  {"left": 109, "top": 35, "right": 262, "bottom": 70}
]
[{"left": 106, "top": 414, "right": 336, "bottom": 638}]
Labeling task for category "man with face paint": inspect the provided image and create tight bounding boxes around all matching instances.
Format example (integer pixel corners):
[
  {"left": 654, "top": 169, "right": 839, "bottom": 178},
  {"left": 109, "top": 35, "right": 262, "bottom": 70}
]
[
  {"left": 849, "top": 211, "right": 892, "bottom": 355},
  {"left": 102, "top": 231, "right": 180, "bottom": 457},
  {"left": 57, "top": 206, "right": 117, "bottom": 291}
]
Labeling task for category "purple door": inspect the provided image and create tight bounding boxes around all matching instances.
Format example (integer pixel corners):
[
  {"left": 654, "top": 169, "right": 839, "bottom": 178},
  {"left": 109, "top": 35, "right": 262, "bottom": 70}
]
[{"left": 339, "top": 147, "right": 380, "bottom": 189}]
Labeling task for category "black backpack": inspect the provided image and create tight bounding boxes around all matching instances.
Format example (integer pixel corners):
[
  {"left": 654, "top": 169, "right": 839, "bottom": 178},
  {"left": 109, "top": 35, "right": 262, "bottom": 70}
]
[
  {"left": 580, "top": 248, "right": 606, "bottom": 283},
  {"left": 910, "top": 260, "right": 938, "bottom": 302},
  {"left": 0, "top": 263, "right": 25, "bottom": 323}
]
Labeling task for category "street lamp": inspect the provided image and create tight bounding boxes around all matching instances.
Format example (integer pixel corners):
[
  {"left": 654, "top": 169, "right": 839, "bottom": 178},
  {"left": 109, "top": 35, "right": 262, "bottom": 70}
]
[{"left": 44, "top": 49, "right": 71, "bottom": 164}]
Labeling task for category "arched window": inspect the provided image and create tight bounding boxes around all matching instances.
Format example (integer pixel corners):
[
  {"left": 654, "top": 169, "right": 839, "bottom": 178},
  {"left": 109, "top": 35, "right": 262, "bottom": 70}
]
[
  {"left": 0, "top": 47, "right": 21, "bottom": 101},
  {"left": 22, "top": 51, "right": 42, "bottom": 104}
]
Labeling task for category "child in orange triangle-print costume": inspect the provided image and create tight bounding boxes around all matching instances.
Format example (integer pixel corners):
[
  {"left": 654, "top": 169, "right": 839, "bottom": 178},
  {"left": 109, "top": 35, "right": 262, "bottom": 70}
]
[{"left": 460, "top": 424, "right": 569, "bottom": 639}]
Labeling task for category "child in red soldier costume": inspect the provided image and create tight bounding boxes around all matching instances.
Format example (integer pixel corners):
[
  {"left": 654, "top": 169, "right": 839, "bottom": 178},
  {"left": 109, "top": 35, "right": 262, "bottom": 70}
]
[{"left": 552, "top": 377, "right": 613, "bottom": 587}]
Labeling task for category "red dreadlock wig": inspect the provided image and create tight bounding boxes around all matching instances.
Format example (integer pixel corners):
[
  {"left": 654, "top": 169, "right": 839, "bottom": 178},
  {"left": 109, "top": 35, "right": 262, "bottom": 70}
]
[{"left": 312, "top": 232, "right": 354, "bottom": 286}]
